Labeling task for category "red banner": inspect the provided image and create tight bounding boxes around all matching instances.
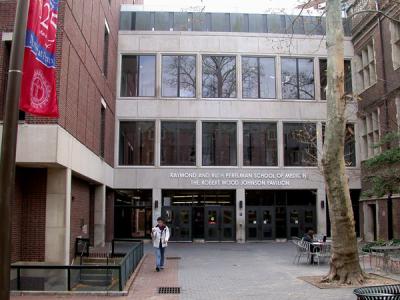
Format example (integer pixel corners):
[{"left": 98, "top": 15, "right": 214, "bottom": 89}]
[{"left": 20, "top": 0, "right": 59, "bottom": 117}]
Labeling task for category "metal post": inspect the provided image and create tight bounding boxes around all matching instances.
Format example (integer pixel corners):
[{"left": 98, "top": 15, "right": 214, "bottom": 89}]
[
  {"left": 0, "top": 1, "right": 29, "bottom": 299},
  {"left": 67, "top": 269, "right": 71, "bottom": 291}
]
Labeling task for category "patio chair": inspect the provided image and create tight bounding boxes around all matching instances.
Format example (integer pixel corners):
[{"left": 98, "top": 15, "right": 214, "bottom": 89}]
[
  {"left": 314, "top": 243, "right": 331, "bottom": 265},
  {"left": 293, "top": 240, "right": 311, "bottom": 264}
]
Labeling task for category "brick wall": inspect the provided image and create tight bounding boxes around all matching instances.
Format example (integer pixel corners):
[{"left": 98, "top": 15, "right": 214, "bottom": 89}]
[
  {"left": 70, "top": 176, "right": 91, "bottom": 261},
  {"left": 393, "top": 197, "right": 400, "bottom": 239},
  {"left": 12, "top": 168, "right": 47, "bottom": 262},
  {"left": 0, "top": 0, "right": 134, "bottom": 166}
]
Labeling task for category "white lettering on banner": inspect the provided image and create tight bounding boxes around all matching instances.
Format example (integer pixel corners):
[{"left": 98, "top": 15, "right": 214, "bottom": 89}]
[{"left": 169, "top": 172, "right": 307, "bottom": 186}]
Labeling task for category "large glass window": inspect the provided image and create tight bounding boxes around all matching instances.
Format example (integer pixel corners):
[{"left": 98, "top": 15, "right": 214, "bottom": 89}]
[
  {"left": 249, "top": 14, "right": 266, "bottom": 33},
  {"left": 161, "top": 122, "right": 196, "bottom": 166},
  {"left": 322, "top": 123, "right": 356, "bottom": 166},
  {"left": 211, "top": 13, "right": 230, "bottom": 32},
  {"left": 230, "top": 14, "right": 249, "bottom": 32},
  {"left": 120, "top": 55, "right": 156, "bottom": 97},
  {"left": 242, "top": 57, "right": 276, "bottom": 99},
  {"left": 174, "top": 12, "right": 189, "bottom": 31},
  {"left": 320, "top": 59, "right": 352, "bottom": 100},
  {"left": 202, "top": 122, "right": 237, "bottom": 166},
  {"left": 281, "top": 58, "right": 314, "bottom": 100},
  {"left": 162, "top": 55, "right": 196, "bottom": 97},
  {"left": 155, "top": 12, "right": 172, "bottom": 31},
  {"left": 119, "top": 121, "right": 155, "bottom": 165},
  {"left": 202, "top": 56, "right": 236, "bottom": 98},
  {"left": 283, "top": 123, "right": 317, "bottom": 166},
  {"left": 243, "top": 122, "right": 278, "bottom": 166}
]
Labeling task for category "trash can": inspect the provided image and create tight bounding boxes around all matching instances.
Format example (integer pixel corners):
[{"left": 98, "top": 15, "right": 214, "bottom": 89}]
[{"left": 353, "top": 284, "right": 400, "bottom": 300}]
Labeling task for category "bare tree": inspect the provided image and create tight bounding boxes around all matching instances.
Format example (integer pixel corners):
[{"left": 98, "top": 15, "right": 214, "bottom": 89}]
[{"left": 321, "top": 0, "right": 366, "bottom": 284}]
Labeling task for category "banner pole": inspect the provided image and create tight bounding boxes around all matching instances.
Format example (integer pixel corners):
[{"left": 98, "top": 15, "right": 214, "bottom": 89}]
[{"left": 0, "top": 0, "right": 29, "bottom": 299}]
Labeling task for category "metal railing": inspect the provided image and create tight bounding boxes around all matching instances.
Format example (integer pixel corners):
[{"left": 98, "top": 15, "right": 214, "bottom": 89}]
[{"left": 11, "top": 239, "right": 144, "bottom": 292}]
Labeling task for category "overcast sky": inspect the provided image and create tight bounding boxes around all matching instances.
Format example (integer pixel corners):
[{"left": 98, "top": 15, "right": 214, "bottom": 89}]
[{"left": 141, "top": 0, "right": 321, "bottom": 15}]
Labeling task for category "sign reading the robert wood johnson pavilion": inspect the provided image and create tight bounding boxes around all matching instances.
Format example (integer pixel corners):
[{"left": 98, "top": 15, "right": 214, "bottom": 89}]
[{"left": 169, "top": 172, "right": 307, "bottom": 186}]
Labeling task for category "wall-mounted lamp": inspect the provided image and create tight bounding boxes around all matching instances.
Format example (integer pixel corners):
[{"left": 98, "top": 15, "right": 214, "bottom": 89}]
[
  {"left": 239, "top": 200, "right": 243, "bottom": 209},
  {"left": 155, "top": 200, "right": 159, "bottom": 209},
  {"left": 320, "top": 200, "right": 325, "bottom": 209}
]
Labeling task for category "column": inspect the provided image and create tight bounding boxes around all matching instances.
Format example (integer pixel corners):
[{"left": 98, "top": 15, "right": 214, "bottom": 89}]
[
  {"left": 196, "top": 120, "right": 202, "bottom": 167},
  {"left": 94, "top": 184, "right": 106, "bottom": 247},
  {"left": 236, "top": 189, "right": 245, "bottom": 243},
  {"left": 45, "top": 167, "right": 71, "bottom": 264},
  {"left": 277, "top": 121, "right": 284, "bottom": 167},
  {"left": 237, "top": 120, "right": 243, "bottom": 167},
  {"left": 317, "top": 122, "right": 323, "bottom": 165},
  {"left": 153, "top": 188, "right": 162, "bottom": 226}
]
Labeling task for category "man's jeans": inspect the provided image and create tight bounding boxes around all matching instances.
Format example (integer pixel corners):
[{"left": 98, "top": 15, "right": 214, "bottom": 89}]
[{"left": 155, "top": 246, "right": 165, "bottom": 268}]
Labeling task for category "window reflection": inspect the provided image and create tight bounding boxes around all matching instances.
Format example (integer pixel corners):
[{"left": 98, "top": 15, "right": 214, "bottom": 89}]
[
  {"left": 202, "top": 56, "right": 236, "bottom": 98},
  {"left": 120, "top": 55, "right": 156, "bottom": 97},
  {"left": 243, "top": 122, "right": 277, "bottom": 166},
  {"left": 281, "top": 58, "right": 314, "bottom": 100},
  {"left": 319, "top": 59, "right": 352, "bottom": 100},
  {"left": 283, "top": 123, "right": 317, "bottom": 166},
  {"left": 161, "top": 122, "right": 196, "bottom": 166},
  {"left": 242, "top": 57, "right": 276, "bottom": 99},
  {"left": 119, "top": 121, "right": 155, "bottom": 165},
  {"left": 202, "top": 122, "right": 237, "bottom": 166},
  {"left": 162, "top": 55, "right": 196, "bottom": 97}
]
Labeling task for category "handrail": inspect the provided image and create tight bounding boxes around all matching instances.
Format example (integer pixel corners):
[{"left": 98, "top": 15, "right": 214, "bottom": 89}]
[{"left": 11, "top": 239, "right": 144, "bottom": 292}]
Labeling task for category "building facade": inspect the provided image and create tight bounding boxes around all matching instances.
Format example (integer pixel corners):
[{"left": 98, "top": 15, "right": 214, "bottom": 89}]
[
  {"left": 348, "top": 0, "right": 400, "bottom": 241},
  {"left": 0, "top": 0, "right": 133, "bottom": 264},
  {"left": 113, "top": 5, "right": 361, "bottom": 242}
]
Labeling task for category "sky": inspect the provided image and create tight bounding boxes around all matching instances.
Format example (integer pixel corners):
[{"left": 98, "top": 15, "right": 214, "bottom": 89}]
[{"left": 140, "top": 0, "right": 322, "bottom": 15}]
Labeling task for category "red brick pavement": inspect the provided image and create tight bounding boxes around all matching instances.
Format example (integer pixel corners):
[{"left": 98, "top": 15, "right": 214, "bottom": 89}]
[{"left": 11, "top": 254, "right": 179, "bottom": 300}]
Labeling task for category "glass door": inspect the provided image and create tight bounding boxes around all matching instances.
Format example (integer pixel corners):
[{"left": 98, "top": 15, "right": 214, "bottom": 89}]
[
  {"left": 221, "top": 207, "right": 235, "bottom": 241},
  {"left": 246, "top": 207, "right": 259, "bottom": 240},
  {"left": 261, "top": 207, "right": 275, "bottom": 240},
  {"left": 205, "top": 207, "right": 219, "bottom": 241},
  {"left": 162, "top": 206, "right": 192, "bottom": 241},
  {"left": 275, "top": 206, "right": 287, "bottom": 238}
]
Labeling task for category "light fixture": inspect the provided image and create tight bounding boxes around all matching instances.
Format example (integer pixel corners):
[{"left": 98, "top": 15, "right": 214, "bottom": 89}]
[{"left": 239, "top": 200, "right": 243, "bottom": 209}]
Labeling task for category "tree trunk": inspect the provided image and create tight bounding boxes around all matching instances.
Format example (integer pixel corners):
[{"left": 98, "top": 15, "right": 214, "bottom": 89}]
[{"left": 322, "top": 0, "right": 366, "bottom": 284}]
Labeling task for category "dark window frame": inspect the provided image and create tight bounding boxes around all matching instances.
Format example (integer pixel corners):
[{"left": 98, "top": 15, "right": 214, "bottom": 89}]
[
  {"left": 281, "top": 57, "right": 315, "bottom": 100},
  {"left": 242, "top": 56, "right": 276, "bottom": 99},
  {"left": 161, "top": 55, "right": 196, "bottom": 98},
  {"left": 319, "top": 58, "right": 352, "bottom": 100},
  {"left": 120, "top": 54, "right": 156, "bottom": 97}
]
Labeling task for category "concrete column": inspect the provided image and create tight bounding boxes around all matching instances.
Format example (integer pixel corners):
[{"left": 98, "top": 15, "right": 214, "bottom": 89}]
[
  {"left": 314, "top": 58, "right": 321, "bottom": 101},
  {"left": 45, "top": 168, "right": 71, "bottom": 264},
  {"left": 236, "top": 189, "right": 245, "bottom": 243},
  {"left": 196, "top": 54, "right": 202, "bottom": 99},
  {"left": 317, "top": 188, "right": 327, "bottom": 236},
  {"left": 155, "top": 119, "right": 161, "bottom": 167},
  {"left": 94, "top": 184, "right": 106, "bottom": 247},
  {"left": 354, "top": 122, "right": 361, "bottom": 168},
  {"left": 277, "top": 121, "right": 284, "bottom": 167},
  {"left": 153, "top": 188, "right": 162, "bottom": 226},
  {"left": 196, "top": 120, "right": 202, "bottom": 167},
  {"left": 237, "top": 54, "right": 242, "bottom": 100},
  {"left": 237, "top": 120, "right": 243, "bottom": 167},
  {"left": 363, "top": 202, "right": 375, "bottom": 242}
]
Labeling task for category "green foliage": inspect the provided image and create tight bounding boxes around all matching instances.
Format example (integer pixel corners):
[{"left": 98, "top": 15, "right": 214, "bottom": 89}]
[
  {"left": 364, "top": 148, "right": 400, "bottom": 168},
  {"left": 372, "top": 131, "right": 400, "bottom": 148}
]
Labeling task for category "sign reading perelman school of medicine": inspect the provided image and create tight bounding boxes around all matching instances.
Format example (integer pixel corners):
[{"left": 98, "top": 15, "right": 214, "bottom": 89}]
[
  {"left": 169, "top": 172, "right": 307, "bottom": 186},
  {"left": 113, "top": 4, "right": 362, "bottom": 243}
]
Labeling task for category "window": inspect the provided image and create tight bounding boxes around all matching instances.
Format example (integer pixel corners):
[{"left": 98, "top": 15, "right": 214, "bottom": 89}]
[
  {"left": 120, "top": 55, "right": 156, "bottom": 97},
  {"left": 390, "top": 21, "right": 400, "bottom": 69},
  {"left": 100, "top": 104, "right": 106, "bottom": 158},
  {"left": 281, "top": 58, "right": 314, "bottom": 100},
  {"left": 119, "top": 121, "right": 155, "bottom": 165},
  {"left": 249, "top": 14, "right": 266, "bottom": 33},
  {"left": 161, "top": 122, "right": 196, "bottom": 166},
  {"left": 230, "top": 14, "right": 249, "bottom": 32},
  {"left": 162, "top": 55, "right": 196, "bottom": 98},
  {"left": 174, "top": 12, "right": 189, "bottom": 31},
  {"left": 319, "top": 59, "right": 352, "bottom": 100},
  {"left": 103, "top": 21, "right": 110, "bottom": 77},
  {"left": 202, "top": 122, "right": 237, "bottom": 166},
  {"left": 360, "top": 110, "right": 380, "bottom": 160},
  {"left": 267, "top": 15, "right": 285, "bottom": 34},
  {"left": 355, "top": 41, "right": 376, "bottom": 91},
  {"left": 193, "top": 12, "right": 211, "bottom": 31},
  {"left": 134, "top": 12, "right": 153, "bottom": 30},
  {"left": 242, "top": 57, "right": 276, "bottom": 99},
  {"left": 285, "top": 15, "right": 305, "bottom": 34},
  {"left": 202, "top": 56, "right": 236, "bottom": 98},
  {"left": 155, "top": 12, "right": 172, "bottom": 31},
  {"left": 283, "top": 123, "right": 317, "bottom": 166},
  {"left": 243, "top": 122, "right": 277, "bottom": 166},
  {"left": 322, "top": 123, "right": 356, "bottom": 166},
  {"left": 211, "top": 13, "right": 230, "bottom": 32}
]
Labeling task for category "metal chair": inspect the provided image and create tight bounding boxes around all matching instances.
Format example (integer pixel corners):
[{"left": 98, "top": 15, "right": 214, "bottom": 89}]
[{"left": 314, "top": 243, "right": 331, "bottom": 265}]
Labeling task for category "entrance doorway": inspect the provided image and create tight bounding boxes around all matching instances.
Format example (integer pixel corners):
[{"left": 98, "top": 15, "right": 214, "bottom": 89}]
[
  {"left": 245, "top": 190, "right": 316, "bottom": 240},
  {"left": 162, "top": 190, "right": 236, "bottom": 242},
  {"left": 114, "top": 190, "right": 153, "bottom": 239}
]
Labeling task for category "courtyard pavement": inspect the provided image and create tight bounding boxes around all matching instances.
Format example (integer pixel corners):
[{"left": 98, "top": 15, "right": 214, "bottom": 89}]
[{"left": 11, "top": 242, "right": 360, "bottom": 300}]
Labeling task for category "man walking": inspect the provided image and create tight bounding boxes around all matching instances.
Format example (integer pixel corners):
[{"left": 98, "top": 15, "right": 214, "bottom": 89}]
[{"left": 151, "top": 217, "right": 170, "bottom": 272}]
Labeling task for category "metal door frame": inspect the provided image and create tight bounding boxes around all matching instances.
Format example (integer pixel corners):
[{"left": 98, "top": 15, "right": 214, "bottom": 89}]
[
  {"left": 246, "top": 206, "right": 275, "bottom": 241},
  {"left": 162, "top": 206, "right": 192, "bottom": 241},
  {"left": 204, "top": 206, "right": 236, "bottom": 241}
]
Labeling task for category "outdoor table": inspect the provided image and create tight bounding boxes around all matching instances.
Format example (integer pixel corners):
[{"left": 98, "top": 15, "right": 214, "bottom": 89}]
[{"left": 370, "top": 245, "right": 400, "bottom": 272}]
